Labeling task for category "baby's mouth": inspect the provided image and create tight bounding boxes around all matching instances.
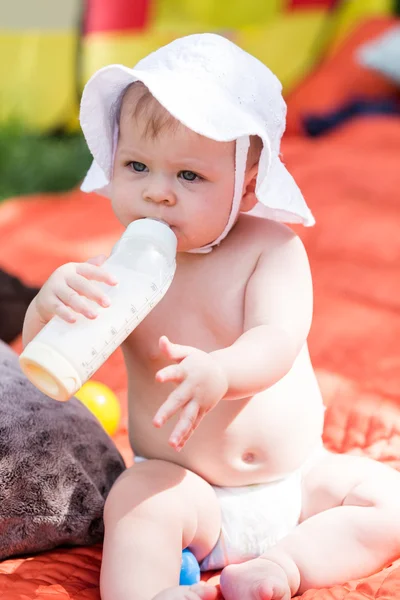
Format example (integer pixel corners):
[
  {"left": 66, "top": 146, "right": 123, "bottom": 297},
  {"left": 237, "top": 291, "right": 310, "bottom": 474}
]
[{"left": 147, "top": 217, "right": 173, "bottom": 228}]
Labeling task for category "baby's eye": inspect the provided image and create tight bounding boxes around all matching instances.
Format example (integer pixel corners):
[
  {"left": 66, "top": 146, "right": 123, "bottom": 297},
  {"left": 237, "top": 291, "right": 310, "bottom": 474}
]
[
  {"left": 129, "top": 161, "right": 148, "bottom": 173},
  {"left": 179, "top": 170, "right": 200, "bottom": 182}
]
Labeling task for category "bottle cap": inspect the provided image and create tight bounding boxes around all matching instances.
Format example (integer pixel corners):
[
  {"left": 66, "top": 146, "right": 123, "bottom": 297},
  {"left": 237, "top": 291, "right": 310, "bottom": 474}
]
[
  {"left": 123, "top": 218, "right": 177, "bottom": 260},
  {"left": 19, "top": 341, "right": 82, "bottom": 402}
]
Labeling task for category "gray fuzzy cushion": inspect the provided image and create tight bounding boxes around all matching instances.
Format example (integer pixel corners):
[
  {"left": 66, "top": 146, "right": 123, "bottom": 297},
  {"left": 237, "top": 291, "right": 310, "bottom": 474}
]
[{"left": 0, "top": 340, "right": 126, "bottom": 560}]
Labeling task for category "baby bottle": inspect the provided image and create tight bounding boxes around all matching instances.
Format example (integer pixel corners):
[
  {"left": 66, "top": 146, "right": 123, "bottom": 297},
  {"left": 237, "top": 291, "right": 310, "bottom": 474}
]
[{"left": 20, "top": 218, "right": 177, "bottom": 402}]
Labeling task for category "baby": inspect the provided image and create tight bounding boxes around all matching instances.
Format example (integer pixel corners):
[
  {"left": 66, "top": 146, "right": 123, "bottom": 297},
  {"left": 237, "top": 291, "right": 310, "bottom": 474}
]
[{"left": 23, "top": 34, "right": 400, "bottom": 600}]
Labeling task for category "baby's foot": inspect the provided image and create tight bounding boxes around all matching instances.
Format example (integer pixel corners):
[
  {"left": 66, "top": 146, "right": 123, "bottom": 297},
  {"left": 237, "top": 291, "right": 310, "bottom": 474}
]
[
  {"left": 153, "top": 582, "right": 220, "bottom": 600},
  {"left": 220, "top": 557, "right": 291, "bottom": 600}
]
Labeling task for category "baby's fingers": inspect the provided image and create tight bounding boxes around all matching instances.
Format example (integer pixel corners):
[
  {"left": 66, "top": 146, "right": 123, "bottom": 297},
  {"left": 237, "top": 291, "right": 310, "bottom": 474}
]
[
  {"left": 86, "top": 254, "right": 107, "bottom": 266},
  {"left": 51, "top": 299, "right": 77, "bottom": 323},
  {"left": 56, "top": 285, "right": 99, "bottom": 319},
  {"left": 169, "top": 400, "right": 200, "bottom": 451},
  {"left": 65, "top": 273, "right": 111, "bottom": 308},
  {"left": 153, "top": 383, "right": 192, "bottom": 428},
  {"left": 155, "top": 364, "right": 185, "bottom": 384},
  {"left": 75, "top": 262, "right": 118, "bottom": 286}
]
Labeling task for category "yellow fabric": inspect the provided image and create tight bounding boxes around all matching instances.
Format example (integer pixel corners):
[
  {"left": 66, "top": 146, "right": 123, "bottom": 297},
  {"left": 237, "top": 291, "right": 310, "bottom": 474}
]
[
  {"left": 154, "top": 0, "right": 285, "bottom": 30},
  {"left": 329, "top": 0, "right": 393, "bottom": 52},
  {"left": 236, "top": 10, "right": 330, "bottom": 92},
  {"left": 82, "top": 9, "right": 330, "bottom": 95},
  {"left": 0, "top": 31, "right": 77, "bottom": 131},
  {"left": 81, "top": 31, "right": 177, "bottom": 84}
]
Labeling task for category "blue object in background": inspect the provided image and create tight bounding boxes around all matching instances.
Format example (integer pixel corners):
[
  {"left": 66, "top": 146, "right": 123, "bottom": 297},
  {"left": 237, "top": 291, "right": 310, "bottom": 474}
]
[
  {"left": 304, "top": 97, "right": 400, "bottom": 137},
  {"left": 180, "top": 548, "right": 201, "bottom": 585}
]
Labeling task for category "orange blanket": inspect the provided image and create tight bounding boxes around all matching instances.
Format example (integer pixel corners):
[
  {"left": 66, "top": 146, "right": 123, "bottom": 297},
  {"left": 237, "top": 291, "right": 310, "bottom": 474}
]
[{"left": 1, "top": 19, "right": 400, "bottom": 600}]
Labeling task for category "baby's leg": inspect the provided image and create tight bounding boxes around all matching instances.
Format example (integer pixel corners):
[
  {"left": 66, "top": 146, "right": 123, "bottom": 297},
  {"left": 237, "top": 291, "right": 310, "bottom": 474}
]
[
  {"left": 221, "top": 451, "right": 400, "bottom": 599},
  {"left": 101, "top": 459, "right": 221, "bottom": 600}
]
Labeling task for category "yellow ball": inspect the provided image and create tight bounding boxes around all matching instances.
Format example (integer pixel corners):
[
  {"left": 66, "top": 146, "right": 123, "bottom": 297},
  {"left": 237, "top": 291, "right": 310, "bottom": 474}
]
[{"left": 75, "top": 381, "right": 121, "bottom": 437}]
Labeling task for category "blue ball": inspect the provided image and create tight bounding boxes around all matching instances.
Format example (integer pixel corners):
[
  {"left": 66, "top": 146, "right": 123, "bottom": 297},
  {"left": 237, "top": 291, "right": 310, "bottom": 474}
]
[{"left": 180, "top": 548, "right": 201, "bottom": 585}]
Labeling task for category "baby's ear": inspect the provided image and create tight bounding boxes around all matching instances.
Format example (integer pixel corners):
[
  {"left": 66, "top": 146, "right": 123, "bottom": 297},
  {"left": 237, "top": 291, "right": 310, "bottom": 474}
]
[{"left": 240, "top": 164, "right": 258, "bottom": 213}]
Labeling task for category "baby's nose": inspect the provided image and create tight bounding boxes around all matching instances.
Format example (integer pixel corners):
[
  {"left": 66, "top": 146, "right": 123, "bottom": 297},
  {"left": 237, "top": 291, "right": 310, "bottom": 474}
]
[{"left": 143, "top": 176, "right": 176, "bottom": 206}]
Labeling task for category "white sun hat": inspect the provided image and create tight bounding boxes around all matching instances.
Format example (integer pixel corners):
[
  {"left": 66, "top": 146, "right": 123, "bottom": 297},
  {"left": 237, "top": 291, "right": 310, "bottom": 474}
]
[{"left": 80, "top": 33, "right": 314, "bottom": 252}]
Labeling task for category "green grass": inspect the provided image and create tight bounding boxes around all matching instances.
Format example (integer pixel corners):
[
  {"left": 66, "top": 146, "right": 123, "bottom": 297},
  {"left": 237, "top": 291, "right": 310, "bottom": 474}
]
[{"left": 0, "top": 126, "right": 92, "bottom": 202}]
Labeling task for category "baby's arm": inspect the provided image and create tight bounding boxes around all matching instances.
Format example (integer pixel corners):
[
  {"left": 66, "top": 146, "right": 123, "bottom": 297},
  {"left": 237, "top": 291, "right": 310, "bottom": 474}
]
[
  {"left": 212, "top": 229, "right": 313, "bottom": 400},
  {"left": 155, "top": 229, "right": 313, "bottom": 449}
]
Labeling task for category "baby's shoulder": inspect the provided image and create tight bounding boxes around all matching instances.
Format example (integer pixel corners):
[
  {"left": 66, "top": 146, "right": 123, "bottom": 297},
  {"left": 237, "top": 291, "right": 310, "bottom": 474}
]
[{"left": 233, "top": 214, "right": 300, "bottom": 251}]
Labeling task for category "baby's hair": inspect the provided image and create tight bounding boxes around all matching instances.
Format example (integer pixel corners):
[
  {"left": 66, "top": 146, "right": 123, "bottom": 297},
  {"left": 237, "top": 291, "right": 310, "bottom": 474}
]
[{"left": 119, "top": 82, "right": 181, "bottom": 140}]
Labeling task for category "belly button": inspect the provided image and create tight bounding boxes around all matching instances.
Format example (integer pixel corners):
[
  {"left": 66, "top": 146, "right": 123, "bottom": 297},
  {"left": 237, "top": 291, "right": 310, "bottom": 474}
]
[{"left": 242, "top": 451, "right": 256, "bottom": 464}]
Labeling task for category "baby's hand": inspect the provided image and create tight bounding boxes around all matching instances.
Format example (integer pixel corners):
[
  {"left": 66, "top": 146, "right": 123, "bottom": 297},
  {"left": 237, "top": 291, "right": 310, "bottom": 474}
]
[
  {"left": 153, "top": 336, "right": 228, "bottom": 451},
  {"left": 35, "top": 255, "right": 118, "bottom": 324}
]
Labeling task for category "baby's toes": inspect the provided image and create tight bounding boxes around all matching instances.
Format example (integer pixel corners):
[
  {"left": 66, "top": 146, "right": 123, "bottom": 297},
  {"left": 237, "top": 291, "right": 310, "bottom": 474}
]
[
  {"left": 251, "top": 578, "right": 291, "bottom": 600},
  {"left": 220, "top": 558, "right": 291, "bottom": 600},
  {"left": 189, "top": 583, "right": 220, "bottom": 599}
]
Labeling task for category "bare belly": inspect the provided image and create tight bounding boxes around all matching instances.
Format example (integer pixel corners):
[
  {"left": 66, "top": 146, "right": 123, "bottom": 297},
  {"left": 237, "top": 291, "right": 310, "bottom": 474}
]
[{"left": 126, "top": 345, "right": 325, "bottom": 487}]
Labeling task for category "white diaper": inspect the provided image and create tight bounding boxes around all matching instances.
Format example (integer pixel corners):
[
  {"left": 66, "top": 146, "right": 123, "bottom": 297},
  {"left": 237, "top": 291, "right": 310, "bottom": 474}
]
[
  {"left": 199, "top": 469, "right": 302, "bottom": 571},
  {"left": 134, "top": 445, "right": 324, "bottom": 572}
]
